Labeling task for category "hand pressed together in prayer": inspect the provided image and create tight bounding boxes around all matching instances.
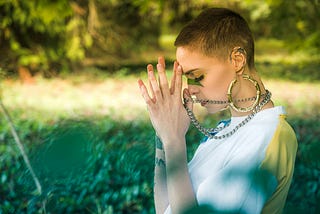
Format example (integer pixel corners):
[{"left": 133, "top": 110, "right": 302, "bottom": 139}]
[
  {"left": 138, "top": 56, "right": 197, "bottom": 214},
  {"left": 138, "top": 56, "right": 193, "bottom": 148}
]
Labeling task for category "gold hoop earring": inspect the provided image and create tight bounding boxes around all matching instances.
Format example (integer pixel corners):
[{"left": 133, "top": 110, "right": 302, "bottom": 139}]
[{"left": 227, "top": 74, "right": 261, "bottom": 112}]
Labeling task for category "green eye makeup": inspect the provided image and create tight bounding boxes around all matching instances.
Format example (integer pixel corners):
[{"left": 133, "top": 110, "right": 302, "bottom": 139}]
[
  {"left": 184, "top": 70, "right": 205, "bottom": 87},
  {"left": 187, "top": 75, "right": 204, "bottom": 86}
]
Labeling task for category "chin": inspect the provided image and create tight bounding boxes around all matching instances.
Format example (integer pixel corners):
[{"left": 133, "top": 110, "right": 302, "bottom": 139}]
[
  {"left": 205, "top": 105, "right": 229, "bottom": 114},
  {"left": 205, "top": 107, "right": 221, "bottom": 114}
]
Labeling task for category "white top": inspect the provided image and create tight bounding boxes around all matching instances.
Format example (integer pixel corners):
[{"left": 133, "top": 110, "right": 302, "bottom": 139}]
[{"left": 164, "top": 106, "right": 297, "bottom": 214}]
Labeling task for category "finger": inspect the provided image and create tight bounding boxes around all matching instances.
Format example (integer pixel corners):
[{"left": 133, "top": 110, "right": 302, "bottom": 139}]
[
  {"left": 138, "top": 79, "right": 154, "bottom": 105},
  {"left": 148, "top": 76, "right": 156, "bottom": 102},
  {"left": 157, "top": 57, "right": 170, "bottom": 97},
  {"left": 157, "top": 64, "right": 170, "bottom": 98},
  {"left": 147, "top": 64, "right": 163, "bottom": 101},
  {"left": 174, "top": 65, "right": 183, "bottom": 96},
  {"left": 183, "top": 88, "right": 193, "bottom": 111},
  {"left": 158, "top": 56, "right": 166, "bottom": 68},
  {"left": 147, "top": 64, "right": 156, "bottom": 101},
  {"left": 170, "top": 61, "right": 178, "bottom": 94}
]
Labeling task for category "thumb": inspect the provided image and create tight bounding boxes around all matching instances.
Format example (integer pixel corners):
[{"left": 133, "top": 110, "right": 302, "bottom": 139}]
[{"left": 183, "top": 88, "right": 193, "bottom": 111}]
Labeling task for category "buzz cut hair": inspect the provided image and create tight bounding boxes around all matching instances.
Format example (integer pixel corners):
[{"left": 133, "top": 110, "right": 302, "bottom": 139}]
[{"left": 174, "top": 8, "right": 255, "bottom": 68}]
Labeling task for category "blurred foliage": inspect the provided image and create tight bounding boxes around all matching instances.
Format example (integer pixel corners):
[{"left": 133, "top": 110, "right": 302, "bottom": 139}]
[
  {"left": 85, "top": 0, "right": 164, "bottom": 58},
  {"left": 284, "top": 117, "right": 320, "bottom": 214},
  {"left": 0, "top": 0, "right": 163, "bottom": 76},
  {"left": 241, "top": 0, "right": 320, "bottom": 54},
  {"left": 0, "top": 0, "right": 319, "bottom": 77},
  {"left": 256, "top": 61, "right": 320, "bottom": 82},
  {"left": 0, "top": 118, "right": 157, "bottom": 213},
  {"left": 0, "top": 112, "right": 319, "bottom": 213},
  {"left": 0, "top": 0, "right": 88, "bottom": 76}
]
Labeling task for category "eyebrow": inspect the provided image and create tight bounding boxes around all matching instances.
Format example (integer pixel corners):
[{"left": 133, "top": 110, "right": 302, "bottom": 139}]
[{"left": 184, "top": 68, "right": 200, "bottom": 75}]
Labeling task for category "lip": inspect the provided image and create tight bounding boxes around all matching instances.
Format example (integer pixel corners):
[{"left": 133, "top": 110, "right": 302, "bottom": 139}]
[{"left": 200, "top": 101, "right": 207, "bottom": 106}]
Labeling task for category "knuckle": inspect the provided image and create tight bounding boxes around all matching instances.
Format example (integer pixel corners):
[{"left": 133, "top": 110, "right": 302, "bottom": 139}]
[
  {"left": 161, "top": 82, "right": 169, "bottom": 88},
  {"left": 148, "top": 74, "right": 156, "bottom": 80},
  {"left": 154, "top": 88, "right": 161, "bottom": 94},
  {"left": 158, "top": 68, "right": 165, "bottom": 73},
  {"left": 146, "top": 99, "right": 153, "bottom": 105}
]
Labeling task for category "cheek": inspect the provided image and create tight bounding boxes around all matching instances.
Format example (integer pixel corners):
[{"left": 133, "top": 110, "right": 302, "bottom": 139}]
[
  {"left": 202, "top": 75, "right": 231, "bottom": 99},
  {"left": 203, "top": 75, "right": 231, "bottom": 97}
]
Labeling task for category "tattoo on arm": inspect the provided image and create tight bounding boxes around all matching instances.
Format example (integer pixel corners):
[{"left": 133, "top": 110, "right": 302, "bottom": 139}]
[
  {"left": 155, "top": 135, "right": 163, "bottom": 150},
  {"left": 155, "top": 157, "right": 166, "bottom": 167}
]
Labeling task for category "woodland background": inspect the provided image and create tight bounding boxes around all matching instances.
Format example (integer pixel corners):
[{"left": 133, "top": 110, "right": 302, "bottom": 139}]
[{"left": 0, "top": 0, "right": 319, "bottom": 213}]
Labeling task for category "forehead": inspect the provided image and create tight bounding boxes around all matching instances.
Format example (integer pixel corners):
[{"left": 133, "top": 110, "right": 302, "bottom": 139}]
[
  {"left": 176, "top": 47, "right": 225, "bottom": 73},
  {"left": 176, "top": 47, "right": 200, "bottom": 62}
]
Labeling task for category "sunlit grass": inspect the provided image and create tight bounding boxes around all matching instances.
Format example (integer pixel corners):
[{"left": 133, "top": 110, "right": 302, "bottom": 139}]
[
  {"left": 1, "top": 75, "right": 147, "bottom": 122},
  {"left": 1, "top": 70, "right": 319, "bottom": 125}
]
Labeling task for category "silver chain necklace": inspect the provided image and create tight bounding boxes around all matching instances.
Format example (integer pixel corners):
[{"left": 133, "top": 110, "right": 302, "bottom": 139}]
[
  {"left": 184, "top": 93, "right": 266, "bottom": 105},
  {"left": 184, "top": 90, "right": 272, "bottom": 140}
]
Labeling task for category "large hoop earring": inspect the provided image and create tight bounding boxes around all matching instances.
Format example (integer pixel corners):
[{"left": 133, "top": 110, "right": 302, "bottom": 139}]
[{"left": 227, "top": 74, "right": 261, "bottom": 112}]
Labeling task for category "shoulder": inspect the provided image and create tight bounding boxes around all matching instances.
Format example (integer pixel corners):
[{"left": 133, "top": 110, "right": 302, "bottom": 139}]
[
  {"left": 221, "top": 107, "right": 295, "bottom": 164},
  {"left": 260, "top": 111, "right": 298, "bottom": 173},
  {"left": 251, "top": 106, "right": 298, "bottom": 156},
  {"left": 240, "top": 106, "right": 295, "bottom": 145}
]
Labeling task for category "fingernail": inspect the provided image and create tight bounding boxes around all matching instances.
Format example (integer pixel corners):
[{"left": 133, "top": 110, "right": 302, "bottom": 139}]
[{"left": 138, "top": 79, "right": 142, "bottom": 86}]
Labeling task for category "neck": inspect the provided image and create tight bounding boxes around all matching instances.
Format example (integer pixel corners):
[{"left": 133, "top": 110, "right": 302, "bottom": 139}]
[{"left": 229, "top": 69, "right": 274, "bottom": 117}]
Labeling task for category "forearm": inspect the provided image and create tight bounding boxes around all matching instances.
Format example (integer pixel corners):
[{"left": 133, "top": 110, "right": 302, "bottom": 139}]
[
  {"left": 139, "top": 56, "right": 193, "bottom": 213},
  {"left": 154, "top": 136, "right": 169, "bottom": 213},
  {"left": 164, "top": 137, "right": 197, "bottom": 214}
]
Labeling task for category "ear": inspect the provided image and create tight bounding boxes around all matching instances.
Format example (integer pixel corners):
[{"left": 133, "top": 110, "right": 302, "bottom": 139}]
[{"left": 230, "top": 47, "right": 247, "bottom": 75}]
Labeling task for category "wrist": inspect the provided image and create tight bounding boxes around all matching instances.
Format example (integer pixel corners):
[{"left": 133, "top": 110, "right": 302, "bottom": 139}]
[
  {"left": 162, "top": 136, "right": 186, "bottom": 154},
  {"left": 163, "top": 137, "right": 188, "bottom": 176},
  {"left": 155, "top": 134, "right": 186, "bottom": 153}
]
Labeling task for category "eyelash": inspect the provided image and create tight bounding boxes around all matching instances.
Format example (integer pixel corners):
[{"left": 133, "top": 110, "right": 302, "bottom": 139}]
[
  {"left": 186, "top": 74, "right": 205, "bottom": 86},
  {"left": 194, "top": 75, "right": 204, "bottom": 82}
]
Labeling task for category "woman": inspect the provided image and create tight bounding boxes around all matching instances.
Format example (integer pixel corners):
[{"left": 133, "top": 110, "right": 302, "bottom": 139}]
[{"left": 138, "top": 8, "right": 297, "bottom": 214}]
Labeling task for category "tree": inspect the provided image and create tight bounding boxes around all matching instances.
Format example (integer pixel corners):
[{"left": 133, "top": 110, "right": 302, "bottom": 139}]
[
  {"left": 0, "top": 0, "right": 93, "bottom": 80},
  {"left": 0, "top": 0, "right": 166, "bottom": 77},
  {"left": 84, "top": 0, "right": 164, "bottom": 65}
]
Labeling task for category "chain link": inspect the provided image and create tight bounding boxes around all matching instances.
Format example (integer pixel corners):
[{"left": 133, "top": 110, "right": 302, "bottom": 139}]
[
  {"left": 184, "top": 93, "right": 266, "bottom": 105},
  {"left": 184, "top": 90, "right": 272, "bottom": 140}
]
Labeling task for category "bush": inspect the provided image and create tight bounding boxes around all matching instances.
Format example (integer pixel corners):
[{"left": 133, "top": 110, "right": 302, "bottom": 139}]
[{"left": 0, "top": 117, "right": 156, "bottom": 213}]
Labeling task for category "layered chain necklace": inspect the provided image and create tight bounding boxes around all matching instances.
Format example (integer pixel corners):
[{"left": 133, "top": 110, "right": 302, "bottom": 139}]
[{"left": 183, "top": 90, "right": 272, "bottom": 140}]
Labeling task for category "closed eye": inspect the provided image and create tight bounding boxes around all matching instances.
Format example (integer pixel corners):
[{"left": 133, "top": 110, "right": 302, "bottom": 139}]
[
  {"left": 195, "top": 75, "right": 204, "bottom": 82},
  {"left": 187, "top": 74, "right": 205, "bottom": 86}
]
